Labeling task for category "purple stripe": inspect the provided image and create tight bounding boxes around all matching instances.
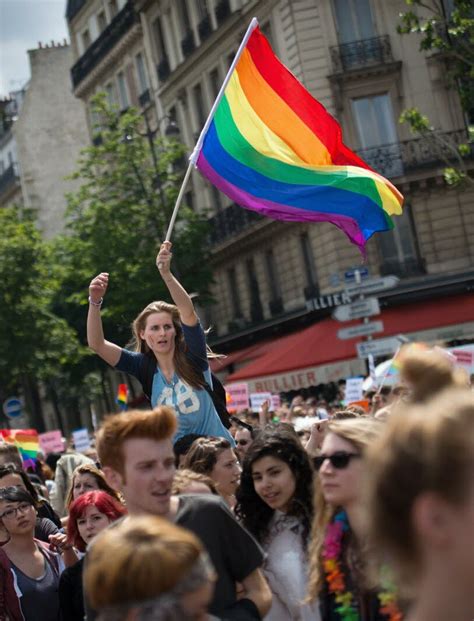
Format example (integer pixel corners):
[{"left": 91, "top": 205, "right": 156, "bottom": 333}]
[{"left": 197, "top": 152, "right": 366, "bottom": 249}]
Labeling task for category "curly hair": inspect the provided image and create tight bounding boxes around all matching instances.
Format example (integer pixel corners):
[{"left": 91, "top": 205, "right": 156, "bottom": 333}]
[{"left": 234, "top": 428, "right": 314, "bottom": 545}]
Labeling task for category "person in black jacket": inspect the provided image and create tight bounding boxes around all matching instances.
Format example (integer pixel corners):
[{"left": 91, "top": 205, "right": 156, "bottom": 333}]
[{"left": 59, "top": 490, "right": 126, "bottom": 621}]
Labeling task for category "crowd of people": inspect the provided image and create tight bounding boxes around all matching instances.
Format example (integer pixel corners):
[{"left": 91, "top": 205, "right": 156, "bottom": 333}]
[{"left": 0, "top": 242, "right": 473, "bottom": 621}]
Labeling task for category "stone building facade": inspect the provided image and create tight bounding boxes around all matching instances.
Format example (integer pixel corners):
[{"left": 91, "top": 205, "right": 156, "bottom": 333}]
[
  {"left": 67, "top": 0, "right": 474, "bottom": 378},
  {"left": 0, "top": 93, "right": 24, "bottom": 208},
  {"left": 12, "top": 43, "right": 90, "bottom": 238}
]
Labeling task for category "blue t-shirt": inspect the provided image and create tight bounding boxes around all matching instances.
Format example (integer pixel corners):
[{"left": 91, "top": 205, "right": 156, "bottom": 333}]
[{"left": 115, "top": 322, "right": 234, "bottom": 444}]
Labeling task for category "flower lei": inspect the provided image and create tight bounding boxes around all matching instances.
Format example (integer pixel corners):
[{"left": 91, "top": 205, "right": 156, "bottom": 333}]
[{"left": 322, "top": 510, "right": 402, "bottom": 621}]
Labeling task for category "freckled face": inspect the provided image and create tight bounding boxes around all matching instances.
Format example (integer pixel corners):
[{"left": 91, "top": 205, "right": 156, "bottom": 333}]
[{"left": 140, "top": 312, "right": 176, "bottom": 356}]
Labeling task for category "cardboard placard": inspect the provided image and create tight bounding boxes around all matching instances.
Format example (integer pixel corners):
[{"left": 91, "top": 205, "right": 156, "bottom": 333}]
[
  {"left": 38, "top": 430, "right": 64, "bottom": 454},
  {"left": 250, "top": 392, "right": 272, "bottom": 413},
  {"left": 344, "top": 377, "right": 364, "bottom": 404},
  {"left": 72, "top": 428, "right": 91, "bottom": 452},
  {"left": 224, "top": 383, "right": 249, "bottom": 412}
]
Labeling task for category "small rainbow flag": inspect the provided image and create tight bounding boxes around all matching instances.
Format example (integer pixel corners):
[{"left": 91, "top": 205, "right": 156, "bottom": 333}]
[
  {"left": 192, "top": 19, "right": 403, "bottom": 252},
  {"left": 117, "top": 383, "right": 128, "bottom": 411},
  {"left": 1, "top": 429, "right": 40, "bottom": 467}
]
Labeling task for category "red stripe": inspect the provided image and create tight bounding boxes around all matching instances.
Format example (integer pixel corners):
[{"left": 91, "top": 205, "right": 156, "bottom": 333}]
[{"left": 246, "top": 27, "right": 372, "bottom": 170}]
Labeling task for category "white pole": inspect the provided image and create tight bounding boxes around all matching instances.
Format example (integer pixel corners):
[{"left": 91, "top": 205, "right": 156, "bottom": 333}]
[
  {"left": 163, "top": 16, "right": 259, "bottom": 242},
  {"left": 164, "top": 160, "right": 194, "bottom": 241},
  {"left": 189, "top": 16, "right": 259, "bottom": 166}
]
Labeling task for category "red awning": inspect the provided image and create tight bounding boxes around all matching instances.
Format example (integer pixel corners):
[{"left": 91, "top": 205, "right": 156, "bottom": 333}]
[{"left": 225, "top": 293, "right": 474, "bottom": 383}]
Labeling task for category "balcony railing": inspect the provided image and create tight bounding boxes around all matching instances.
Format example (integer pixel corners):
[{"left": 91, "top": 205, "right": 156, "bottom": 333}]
[
  {"left": 157, "top": 57, "right": 170, "bottom": 82},
  {"left": 356, "top": 129, "right": 472, "bottom": 179},
  {"left": 71, "top": 2, "right": 139, "bottom": 89},
  {"left": 0, "top": 163, "right": 19, "bottom": 197},
  {"left": 208, "top": 203, "right": 263, "bottom": 246},
  {"left": 330, "top": 35, "right": 393, "bottom": 73}
]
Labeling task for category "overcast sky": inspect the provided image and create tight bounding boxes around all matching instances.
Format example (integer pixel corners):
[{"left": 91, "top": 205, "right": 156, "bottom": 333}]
[{"left": 0, "top": 0, "right": 69, "bottom": 95}]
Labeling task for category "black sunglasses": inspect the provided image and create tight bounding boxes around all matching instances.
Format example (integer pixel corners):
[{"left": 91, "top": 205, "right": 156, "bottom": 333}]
[{"left": 314, "top": 451, "right": 361, "bottom": 471}]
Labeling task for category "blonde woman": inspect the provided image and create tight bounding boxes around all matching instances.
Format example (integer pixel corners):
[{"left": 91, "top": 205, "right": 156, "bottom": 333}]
[
  {"left": 84, "top": 514, "right": 217, "bottom": 621},
  {"left": 366, "top": 349, "right": 474, "bottom": 621},
  {"left": 87, "top": 241, "right": 233, "bottom": 444},
  {"left": 307, "top": 418, "right": 396, "bottom": 621}
]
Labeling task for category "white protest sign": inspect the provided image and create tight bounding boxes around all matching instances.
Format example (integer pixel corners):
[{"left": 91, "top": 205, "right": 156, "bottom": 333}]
[
  {"left": 344, "top": 377, "right": 365, "bottom": 404},
  {"left": 72, "top": 428, "right": 91, "bottom": 452},
  {"left": 39, "top": 430, "right": 64, "bottom": 454},
  {"left": 250, "top": 392, "right": 272, "bottom": 413}
]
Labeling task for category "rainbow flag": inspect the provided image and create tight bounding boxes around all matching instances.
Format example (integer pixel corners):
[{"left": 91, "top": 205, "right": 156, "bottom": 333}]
[
  {"left": 1, "top": 429, "right": 39, "bottom": 466},
  {"left": 193, "top": 20, "right": 403, "bottom": 251},
  {"left": 117, "top": 383, "right": 128, "bottom": 410}
]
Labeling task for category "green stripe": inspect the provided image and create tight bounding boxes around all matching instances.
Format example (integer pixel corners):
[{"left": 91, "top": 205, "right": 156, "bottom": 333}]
[{"left": 214, "top": 96, "right": 389, "bottom": 217}]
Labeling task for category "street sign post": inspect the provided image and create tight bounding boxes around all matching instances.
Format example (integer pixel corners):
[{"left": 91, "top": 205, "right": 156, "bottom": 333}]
[
  {"left": 356, "top": 337, "right": 400, "bottom": 359},
  {"left": 332, "top": 297, "right": 380, "bottom": 322},
  {"left": 344, "top": 267, "right": 369, "bottom": 282},
  {"left": 338, "top": 320, "right": 384, "bottom": 340},
  {"left": 344, "top": 275, "right": 399, "bottom": 296}
]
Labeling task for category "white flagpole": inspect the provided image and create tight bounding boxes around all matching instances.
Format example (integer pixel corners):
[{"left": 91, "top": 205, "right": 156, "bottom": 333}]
[
  {"left": 163, "top": 17, "right": 259, "bottom": 242},
  {"left": 189, "top": 16, "right": 259, "bottom": 166}
]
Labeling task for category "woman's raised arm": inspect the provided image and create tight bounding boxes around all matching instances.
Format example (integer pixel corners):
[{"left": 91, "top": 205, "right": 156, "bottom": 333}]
[
  {"left": 87, "top": 272, "right": 122, "bottom": 366},
  {"left": 156, "top": 242, "right": 198, "bottom": 327}
]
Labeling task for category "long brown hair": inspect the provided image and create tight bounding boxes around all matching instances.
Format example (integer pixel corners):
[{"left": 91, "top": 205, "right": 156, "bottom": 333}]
[
  {"left": 65, "top": 463, "right": 122, "bottom": 509},
  {"left": 130, "top": 301, "right": 206, "bottom": 390},
  {"left": 307, "top": 418, "right": 382, "bottom": 601}
]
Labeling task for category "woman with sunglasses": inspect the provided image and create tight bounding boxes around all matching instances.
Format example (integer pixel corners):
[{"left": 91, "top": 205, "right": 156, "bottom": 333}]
[
  {"left": 235, "top": 427, "right": 320, "bottom": 620},
  {"left": 0, "top": 486, "right": 63, "bottom": 621},
  {"left": 307, "top": 418, "right": 391, "bottom": 621}
]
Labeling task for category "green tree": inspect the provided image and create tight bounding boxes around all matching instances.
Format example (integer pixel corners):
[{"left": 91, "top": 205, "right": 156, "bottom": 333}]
[
  {"left": 0, "top": 206, "right": 84, "bottom": 431},
  {"left": 398, "top": 0, "right": 473, "bottom": 185},
  {"left": 53, "top": 94, "right": 212, "bottom": 363}
]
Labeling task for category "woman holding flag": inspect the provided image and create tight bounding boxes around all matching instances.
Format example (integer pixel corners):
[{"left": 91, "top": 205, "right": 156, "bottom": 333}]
[{"left": 87, "top": 242, "right": 233, "bottom": 444}]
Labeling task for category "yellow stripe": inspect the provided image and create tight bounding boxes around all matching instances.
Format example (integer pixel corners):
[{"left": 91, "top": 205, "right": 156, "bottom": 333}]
[
  {"left": 226, "top": 72, "right": 308, "bottom": 166},
  {"left": 226, "top": 73, "right": 402, "bottom": 215}
]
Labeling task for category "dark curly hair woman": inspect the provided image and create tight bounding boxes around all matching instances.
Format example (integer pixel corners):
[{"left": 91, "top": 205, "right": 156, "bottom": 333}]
[{"left": 235, "top": 427, "right": 321, "bottom": 620}]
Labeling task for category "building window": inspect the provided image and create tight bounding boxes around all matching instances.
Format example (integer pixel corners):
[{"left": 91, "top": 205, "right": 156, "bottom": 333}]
[
  {"left": 177, "top": 0, "right": 191, "bottom": 35},
  {"left": 153, "top": 17, "right": 168, "bottom": 59},
  {"left": 193, "top": 83, "right": 206, "bottom": 127},
  {"left": 211, "top": 185, "right": 222, "bottom": 210},
  {"left": 196, "top": 0, "right": 209, "bottom": 19},
  {"left": 352, "top": 94, "right": 403, "bottom": 177},
  {"left": 105, "top": 82, "right": 118, "bottom": 106},
  {"left": 246, "top": 258, "right": 264, "bottom": 323},
  {"left": 333, "top": 0, "right": 375, "bottom": 43},
  {"left": 97, "top": 10, "right": 107, "bottom": 32},
  {"left": 135, "top": 53, "right": 148, "bottom": 93},
  {"left": 378, "top": 207, "right": 422, "bottom": 276},
  {"left": 108, "top": 0, "right": 118, "bottom": 19},
  {"left": 116, "top": 72, "right": 129, "bottom": 110},
  {"left": 82, "top": 28, "right": 91, "bottom": 51},
  {"left": 209, "top": 67, "right": 221, "bottom": 100},
  {"left": 300, "top": 233, "right": 318, "bottom": 294},
  {"left": 227, "top": 267, "right": 243, "bottom": 318}
]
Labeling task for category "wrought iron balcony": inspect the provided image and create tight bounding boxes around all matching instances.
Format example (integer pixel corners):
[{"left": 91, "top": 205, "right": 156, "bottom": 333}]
[
  {"left": 71, "top": 2, "right": 139, "bottom": 89},
  {"left": 0, "top": 163, "right": 19, "bottom": 198},
  {"left": 215, "top": 0, "right": 231, "bottom": 25},
  {"left": 330, "top": 35, "right": 393, "bottom": 73},
  {"left": 157, "top": 57, "right": 170, "bottom": 82},
  {"left": 181, "top": 29, "right": 196, "bottom": 59},
  {"left": 208, "top": 203, "right": 263, "bottom": 246},
  {"left": 198, "top": 15, "right": 212, "bottom": 42},
  {"left": 356, "top": 129, "right": 472, "bottom": 180}
]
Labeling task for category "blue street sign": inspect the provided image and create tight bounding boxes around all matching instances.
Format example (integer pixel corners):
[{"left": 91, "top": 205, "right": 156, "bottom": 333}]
[
  {"left": 3, "top": 397, "right": 22, "bottom": 419},
  {"left": 344, "top": 267, "right": 370, "bottom": 282}
]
